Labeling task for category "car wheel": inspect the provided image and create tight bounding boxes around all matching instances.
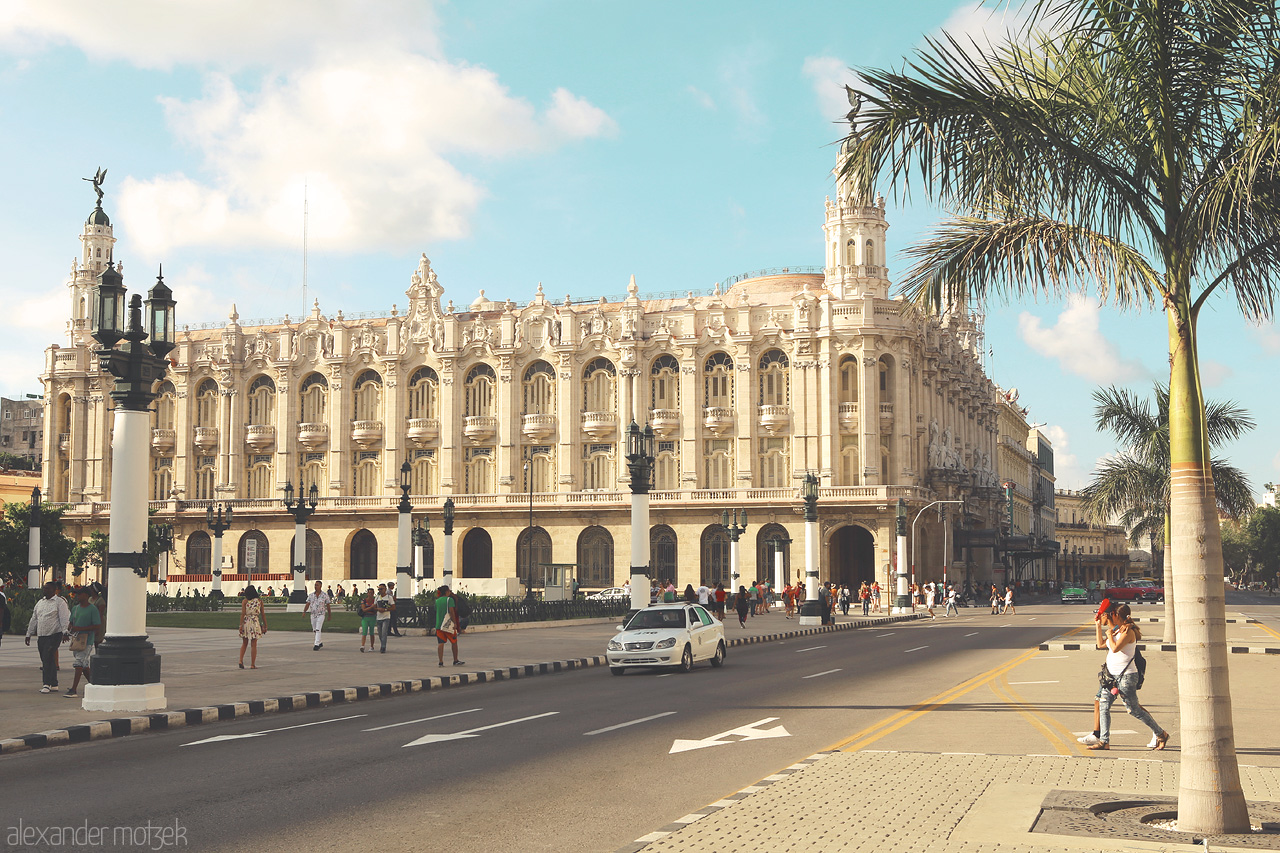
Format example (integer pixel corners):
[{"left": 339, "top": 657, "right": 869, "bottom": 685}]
[
  {"left": 610, "top": 666, "right": 625, "bottom": 676},
  {"left": 710, "top": 641, "right": 726, "bottom": 668},
  {"left": 678, "top": 645, "right": 693, "bottom": 673}
]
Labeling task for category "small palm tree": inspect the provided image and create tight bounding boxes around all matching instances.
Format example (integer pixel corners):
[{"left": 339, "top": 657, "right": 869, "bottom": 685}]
[{"left": 1082, "top": 385, "right": 1254, "bottom": 641}]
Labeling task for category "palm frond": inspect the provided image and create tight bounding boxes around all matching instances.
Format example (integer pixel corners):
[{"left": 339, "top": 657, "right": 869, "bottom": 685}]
[{"left": 1209, "top": 457, "right": 1255, "bottom": 521}]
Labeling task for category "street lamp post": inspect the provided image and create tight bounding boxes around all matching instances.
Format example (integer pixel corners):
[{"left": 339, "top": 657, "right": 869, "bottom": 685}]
[
  {"left": 27, "top": 486, "right": 41, "bottom": 590},
  {"left": 441, "top": 497, "right": 455, "bottom": 589},
  {"left": 205, "top": 503, "right": 233, "bottom": 597},
  {"left": 84, "top": 262, "right": 176, "bottom": 713},
  {"left": 154, "top": 523, "right": 173, "bottom": 586},
  {"left": 412, "top": 519, "right": 430, "bottom": 596},
  {"left": 798, "top": 473, "right": 822, "bottom": 626},
  {"left": 772, "top": 535, "right": 790, "bottom": 598},
  {"left": 624, "top": 420, "right": 655, "bottom": 612},
  {"left": 894, "top": 498, "right": 910, "bottom": 613},
  {"left": 523, "top": 458, "right": 536, "bottom": 598},
  {"left": 283, "top": 480, "right": 318, "bottom": 612},
  {"left": 721, "top": 509, "right": 748, "bottom": 591},
  {"left": 907, "top": 499, "right": 966, "bottom": 612},
  {"left": 395, "top": 460, "right": 415, "bottom": 623}
]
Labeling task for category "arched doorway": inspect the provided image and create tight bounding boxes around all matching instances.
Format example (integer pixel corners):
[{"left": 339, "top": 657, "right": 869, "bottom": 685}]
[
  {"left": 829, "top": 525, "right": 876, "bottom": 587},
  {"left": 650, "top": 524, "right": 677, "bottom": 584},
  {"left": 462, "top": 528, "right": 493, "bottom": 578},
  {"left": 700, "top": 525, "right": 731, "bottom": 588},
  {"left": 238, "top": 530, "right": 270, "bottom": 577},
  {"left": 577, "top": 526, "right": 614, "bottom": 587},
  {"left": 350, "top": 529, "right": 377, "bottom": 580},
  {"left": 517, "top": 526, "right": 552, "bottom": 587},
  {"left": 289, "top": 529, "right": 324, "bottom": 580},
  {"left": 756, "top": 523, "right": 791, "bottom": 586},
  {"left": 186, "top": 531, "right": 211, "bottom": 575}
]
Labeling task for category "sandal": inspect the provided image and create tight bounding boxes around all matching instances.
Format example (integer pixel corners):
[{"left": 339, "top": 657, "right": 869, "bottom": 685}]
[
  {"left": 1087, "top": 742, "right": 1109, "bottom": 750},
  {"left": 1153, "top": 732, "right": 1170, "bottom": 751}
]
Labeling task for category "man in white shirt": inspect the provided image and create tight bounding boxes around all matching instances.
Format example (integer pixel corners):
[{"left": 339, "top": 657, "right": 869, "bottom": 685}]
[
  {"left": 696, "top": 582, "right": 710, "bottom": 607},
  {"left": 25, "top": 582, "right": 70, "bottom": 693},
  {"left": 303, "top": 580, "right": 331, "bottom": 651},
  {"left": 375, "top": 584, "right": 395, "bottom": 653}
]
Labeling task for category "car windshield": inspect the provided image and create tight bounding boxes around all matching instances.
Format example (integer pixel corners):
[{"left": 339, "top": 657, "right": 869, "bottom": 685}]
[{"left": 626, "top": 610, "right": 687, "bottom": 630}]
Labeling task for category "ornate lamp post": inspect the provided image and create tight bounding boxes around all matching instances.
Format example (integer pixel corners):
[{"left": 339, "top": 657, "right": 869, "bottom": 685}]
[
  {"left": 27, "top": 486, "right": 42, "bottom": 589},
  {"left": 624, "top": 420, "right": 655, "bottom": 612},
  {"left": 771, "top": 534, "right": 791, "bottom": 595},
  {"left": 283, "top": 480, "right": 318, "bottom": 611},
  {"left": 153, "top": 523, "right": 174, "bottom": 585},
  {"left": 412, "top": 518, "right": 430, "bottom": 595},
  {"left": 721, "top": 508, "right": 748, "bottom": 590},
  {"left": 894, "top": 498, "right": 910, "bottom": 612},
  {"left": 441, "top": 497, "right": 455, "bottom": 589},
  {"left": 84, "top": 262, "right": 175, "bottom": 713},
  {"left": 798, "top": 472, "right": 822, "bottom": 626},
  {"left": 395, "top": 460, "right": 415, "bottom": 620},
  {"left": 205, "top": 503, "right": 233, "bottom": 597}
]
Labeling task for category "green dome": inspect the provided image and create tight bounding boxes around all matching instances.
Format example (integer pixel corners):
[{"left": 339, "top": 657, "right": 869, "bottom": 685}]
[{"left": 86, "top": 204, "right": 111, "bottom": 227}]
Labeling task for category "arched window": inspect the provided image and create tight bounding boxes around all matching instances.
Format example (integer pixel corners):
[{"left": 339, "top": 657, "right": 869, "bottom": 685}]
[
  {"left": 840, "top": 437, "right": 860, "bottom": 486},
  {"left": 654, "top": 441, "right": 679, "bottom": 491},
  {"left": 650, "top": 354, "right": 679, "bottom": 411},
  {"left": 523, "top": 361, "right": 555, "bottom": 415},
  {"left": 352, "top": 452, "right": 381, "bottom": 497},
  {"left": 154, "top": 381, "right": 176, "bottom": 431},
  {"left": 408, "top": 366, "right": 438, "bottom": 419},
  {"left": 878, "top": 356, "right": 893, "bottom": 396},
  {"left": 577, "top": 526, "right": 614, "bottom": 587},
  {"left": 353, "top": 370, "right": 382, "bottom": 421},
  {"left": 525, "top": 448, "right": 554, "bottom": 493},
  {"left": 300, "top": 373, "right": 328, "bottom": 423},
  {"left": 186, "top": 531, "right": 211, "bottom": 575},
  {"left": 582, "top": 443, "right": 614, "bottom": 491},
  {"left": 700, "top": 525, "right": 731, "bottom": 587},
  {"left": 465, "top": 447, "right": 493, "bottom": 494},
  {"left": 703, "top": 438, "right": 732, "bottom": 489},
  {"left": 462, "top": 528, "right": 493, "bottom": 578},
  {"left": 246, "top": 454, "right": 273, "bottom": 499},
  {"left": 516, "top": 527, "right": 552, "bottom": 587},
  {"left": 247, "top": 375, "right": 276, "bottom": 425},
  {"left": 195, "top": 379, "right": 219, "bottom": 428},
  {"left": 151, "top": 457, "right": 173, "bottom": 500},
  {"left": 846, "top": 239, "right": 856, "bottom": 266},
  {"left": 350, "top": 529, "right": 378, "bottom": 580},
  {"left": 758, "top": 437, "right": 788, "bottom": 488},
  {"left": 839, "top": 356, "right": 859, "bottom": 403},
  {"left": 418, "top": 530, "right": 435, "bottom": 579},
  {"left": 289, "top": 529, "right": 324, "bottom": 580},
  {"left": 583, "top": 358, "right": 616, "bottom": 413},
  {"left": 704, "top": 352, "right": 733, "bottom": 408},
  {"left": 301, "top": 455, "right": 326, "bottom": 497},
  {"left": 758, "top": 349, "right": 789, "bottom": 406},
  {"left": 465, "top": 363, "right": 496, "bottom": 417},
  {"left": 650, "top": 525, "right": 678, "bottom": 585},
  {"left": 756, "top": 524, "right": 792, "bottom": 586},
  {"left": 238, "top": 530, "right": 270, "bottom": 575},
  {"left": 194, "top": 456, "right": 216, "bottom": 500},
  {"left": 865, "top": 238, "right": 876, "bottom": 266},
  {"left": 410, "top": 450, "right": 437, "bottom": 495}
]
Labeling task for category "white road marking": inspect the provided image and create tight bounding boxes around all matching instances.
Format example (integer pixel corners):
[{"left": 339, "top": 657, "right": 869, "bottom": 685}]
[
  {"left": 1072, "top": 730, "right": 1136, "bottom": 736},
  {"left": 402, "top": 711, "right": 559, "bottom": 748},
  {"left": 904, "top": 646, "right": 928, "bottom": 653},
  {"left": 964, "top": 632, "right": 979, "bottom": 637},
  {"left": 656, "top": 673, "right": 674, "bottom": 678},
  {"left": 585, "top": 711, "right": 677, "bottom": 736},
  {"left": 802, "top": 669, "right": 842, "bottom": 679},
  {"left": 877, "top": 633, "right": 895, "bottom": 637},
  {"left": 669, "top": 717, "right": 790, "bottom": 754},
  {"left": 1009, "top": 681, "right": 1059, "bottom": 685},
  {"left": 1040, "top": 655, "right": 1068, "bottom": 658},
  {"left": 364, "top": 708, "right": 481, "bottom": 732},
  {"left": 796, "top": 646, "right": 826, "bottom": 652},
  {"left": 183, "top": 714, "right": 367, "bottom": 747}
]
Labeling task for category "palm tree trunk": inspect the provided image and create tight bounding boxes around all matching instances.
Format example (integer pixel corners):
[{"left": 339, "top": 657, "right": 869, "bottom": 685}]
[
  {"left": 1163, "top": 511, "right": 1175, "bottom": 645},
  {"left": 1168, "top": 302, "right": 1248, "bottom": 833}
]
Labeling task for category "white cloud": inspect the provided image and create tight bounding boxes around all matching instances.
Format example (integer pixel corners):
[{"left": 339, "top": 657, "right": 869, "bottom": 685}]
[
  {"left": 1253, "top": 322, "right": 1280, "bottom": 354},
  {"left": 934, "top": 1, "right": 1029, "bottom": 49},
  {"left": 1199, "top": 360, "right": 1233, "bottom": 388},
  {"left": 1017, "top": 295, "right": 1151, "bottom": 383},
  {"left": 686, "top": 85, "right": 716, "bottom": 110},
  {"left": 801, "top": 55, "right": 863, "bottom": 123},
  {"left": 1041, "top": 425, "right": 1086, "bottom": 489}
]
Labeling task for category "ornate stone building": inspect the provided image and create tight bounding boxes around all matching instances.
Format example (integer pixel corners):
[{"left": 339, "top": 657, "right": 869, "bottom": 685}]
[
  {"left": 41, "top": 154, "right": 1034, "bottom": 595},
  {"left": 1055, "top": 490, "right": 1131, "bottom": 585}
]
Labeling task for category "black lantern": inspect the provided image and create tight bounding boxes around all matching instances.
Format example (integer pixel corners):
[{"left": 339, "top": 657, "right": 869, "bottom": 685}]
[
  {"left": 802, "top": 471, "right": 819, "bottom": 501},
  {"left": 283, "top": 480, "right": 295, "bottom": 505},
  {"left": 401, "top": 459, "right": 412, "bottom": 491},
  {"left": 307, "top": 482, "right": 319, "bottom": 508},
  {"left": 896, "top": 497, "right": 907, "bottom": 537},
  {"left": 91, "top": 261, "right": 127, "bottom": 348},
  {"left": 145, "top": 268, "right": 176, "bottom": 359},
  {"left": 442, "top": 496, "right": 455, "bottom": 536}
]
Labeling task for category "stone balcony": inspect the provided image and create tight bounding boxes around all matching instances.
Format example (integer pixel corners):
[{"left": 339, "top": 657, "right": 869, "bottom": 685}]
[
  {"left": 407, "top": 417, "right": 440, "bottom": 445},
  {"left": 245, "top": 424, "right": 275, "bottom": 452},
  {"left": 351, "top": 420, "right": 383, "bottom": 449},
  {"left": 838, "top": 402, "right": 859, "bottom": 434},
  {"left": 464, "top": 415, "right": 498, "bottom": 443},
  {"left": 879, "top": 402, "right": 894, "bottom": 420},
  {"left": 151, "top": 428, "right": 176, "bottom": 454},
  {"left": 758, "top": 405, "right": 790, "bottom": 435},
  {"left": 298, "top": 422, "right": 328, "bottom": 450},
  {"left": 649, "top": 408, "right": 679, "bottom": 437},
  {"left": 703, "top": 406, "right": 734, "bottom": 435},
  {"left": 521, "top": 413, "right": 556, "bottom": 441},
  {"left": 581, "top": 411, "right": 617, "bottom": 440},
  {"left": 194, "top": 426, "right": 219, "bottom": 452},
  {"left": 58, "top": 432, "right": 70, "bottom": 454}
]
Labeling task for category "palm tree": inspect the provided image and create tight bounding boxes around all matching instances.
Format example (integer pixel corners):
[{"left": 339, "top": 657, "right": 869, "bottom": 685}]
[
  {"left": 1083, "top": 384, "right": 1254, "bottom": 642},
  {"left": 842, "top": 1, "right": 1280, "bottom": 832}
]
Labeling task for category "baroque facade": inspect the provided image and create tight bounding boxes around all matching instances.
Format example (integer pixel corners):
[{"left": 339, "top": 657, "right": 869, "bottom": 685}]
[{"left": 41, "top": 156, "right": 1045, "bottom": 595}]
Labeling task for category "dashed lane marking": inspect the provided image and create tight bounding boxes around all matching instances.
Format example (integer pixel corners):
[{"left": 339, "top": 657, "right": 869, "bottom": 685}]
[
  {"left": 585, "top": 711, "right": 676, "bottom": 736},
  {"left": 802, "top": 669, "right": 842, "bottom": 679}
]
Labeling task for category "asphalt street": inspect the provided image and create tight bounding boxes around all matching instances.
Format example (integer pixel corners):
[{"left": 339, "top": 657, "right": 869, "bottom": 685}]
[{"left": 0, "top": 606, "right": 1091, "bottom": 853}]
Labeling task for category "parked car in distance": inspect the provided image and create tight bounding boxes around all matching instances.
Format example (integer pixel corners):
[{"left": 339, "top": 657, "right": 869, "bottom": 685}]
[
  {"left": 586, "top": 587, "right": 631, "bottom": 602},
  {"left": 1104, "top": 579, "right": 1164, "bottom": 602},
  {"left": 606, "top": 603, "right": 726, "bottom": 675},
  {"left": 1060, "top": 584, "right": 1089, "bottom": 604}
]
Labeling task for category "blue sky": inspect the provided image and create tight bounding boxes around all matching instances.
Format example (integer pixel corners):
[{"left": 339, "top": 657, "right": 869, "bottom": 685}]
[{"left": 1, "top": 0, "right": 1276, "bottom": 491}]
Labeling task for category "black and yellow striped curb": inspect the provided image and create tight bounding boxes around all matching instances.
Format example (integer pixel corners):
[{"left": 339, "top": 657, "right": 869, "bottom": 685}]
[
  {"left": 1039, "top": 641, "right": 1279, "bottom": 654},
  {"left": 0, "top": 614, "right": 920, "bottom": 756}
]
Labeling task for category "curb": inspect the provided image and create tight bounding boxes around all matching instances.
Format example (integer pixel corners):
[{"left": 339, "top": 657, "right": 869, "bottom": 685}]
[
  {"left": 0, "top": 614, "right": 920, "bottom": 756},
  {"left": 1039, "top": 641, "right": 1279, "bottom": 654}
]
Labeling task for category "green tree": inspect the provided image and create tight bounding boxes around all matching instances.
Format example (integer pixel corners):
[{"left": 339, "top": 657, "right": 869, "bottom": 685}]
[
  {"left": 0, "top": 453, "right": 38, "bottom": 471},
  {"left": 843, "top": 0, "right": 1280, "bottom": 831},
  {"left": 1219, "top": 520, "right": 1251, "bottom": 584},
  {"left": 70, "top": 530, "right": 110, "bottom": 579},
  {"left": 1244, "top": 504, "right": 1280, "bottom": 584},
  {"left": 0, "top": 500, "right": 77, "bottom": 588},
  {"left": 1081, "top": 384, "right": 1254, "bottom": 641}
]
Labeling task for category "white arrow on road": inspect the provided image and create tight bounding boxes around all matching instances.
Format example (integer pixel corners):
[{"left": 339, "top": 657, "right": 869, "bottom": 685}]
[
  {"left": 403, "top": 711, "right": 559, "bottom": 748},
  {"left": 182, "top": 714, "right": 367, "bottom": 747},
  {"left": 669, "top": 717, "right": 790, "bottom": 754}
]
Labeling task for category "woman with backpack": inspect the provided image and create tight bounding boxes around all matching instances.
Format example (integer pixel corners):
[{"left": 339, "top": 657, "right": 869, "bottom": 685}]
[{"left": 1085, "top": 602, "right": 1169, "bottom": 751}]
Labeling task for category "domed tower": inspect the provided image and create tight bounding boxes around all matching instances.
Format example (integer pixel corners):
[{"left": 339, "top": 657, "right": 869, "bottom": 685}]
[
  {"left": 68, "top": 168, "right": 116, "bottom": 345},
  {"left": 823, "top": 98, "right": 891, "bottom": 300}
]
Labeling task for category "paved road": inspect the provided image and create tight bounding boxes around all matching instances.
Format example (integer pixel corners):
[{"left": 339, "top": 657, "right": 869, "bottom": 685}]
[{"left": 2, "top": 607, "right": 1085, "bottom": 853}]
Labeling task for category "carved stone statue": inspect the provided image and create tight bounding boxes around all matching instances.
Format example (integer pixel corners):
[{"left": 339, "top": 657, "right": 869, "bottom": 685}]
[{"left": 83, "top": 167, "right": 107, "bottom": 205}]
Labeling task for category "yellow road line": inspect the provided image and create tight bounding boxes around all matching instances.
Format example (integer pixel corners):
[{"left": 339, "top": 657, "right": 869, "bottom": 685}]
[
  {"left": 993, "top": 674, "right": 1081, "bottom": 755},
  {"left": 1251, "top": 621, "right": 1280, "bottom": 644}
]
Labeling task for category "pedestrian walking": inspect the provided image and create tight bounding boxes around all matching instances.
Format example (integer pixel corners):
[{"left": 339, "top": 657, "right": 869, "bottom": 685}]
[
  {"left": 65, "top": 586, "right": 101, "bottom": 697},
  {"left": 358, "top": 589, "right": 377, "bottom": 652},
  {"left": 924, "top": 582, "right": 936, "bottom": 619},
  {"left": 782, "top": 583, "right": 794, "bottom": 618},
  {"left": 696, "top": 581, "right": 710, "bottom": 607},
  {"left": 1004, "top": 585, "right": 1017, "bottom": 615},
  {"left": 683, "top": 583, "right": 697, "bottom": 603},
  {"left": 944, "top": 584, "right": 958, "bottom": 617},
  {"left": 860, "top": 582, "right": 871, "bottom": 615},
  {"left": 1085, "top": 603, "right": 1169, "bottom": 751},
  {"left": 714, "top": 582, "right": 727, "bottom": 619},
  {"left": 434, "top": 584, "right": 464, "bottom": 666},
  {"left": 25, "top": 582, "right": 69, "bottom": 693},
  {"left": 990, "top": 584, "right": 1002, "bottom": 614},
  {"left": 735, "top": 586, "right": 750, "bottom": 627},
  {"left": 387, "top": 581, "right": 403, "bottom": 637},
  {"left": 872, "top": 581, "right": 881, "bottom": 613},
  {"left": 304, "top": 580, "right": 331, "bottom": 650},
  {"left": 238, "top": 586, "right": 267, "bottom": 669},
  {"left": 375, "top": 584, "right": 395, "bottom": 653}
]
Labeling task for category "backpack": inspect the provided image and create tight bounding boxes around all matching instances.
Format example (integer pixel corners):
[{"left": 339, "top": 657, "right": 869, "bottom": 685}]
[
  {"left": 0, "top": 597, "right": 10, "bottom": 633},
  {"left": 1134, "top": 647, "right": 1147, "bottom": 689},
  {"left": 454, "top": 592, "right": 471, "bottom": 619}
]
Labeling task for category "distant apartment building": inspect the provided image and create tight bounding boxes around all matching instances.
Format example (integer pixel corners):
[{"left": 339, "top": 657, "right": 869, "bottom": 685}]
[
  {"left": 0, "top": 395, "right": 45, "bottom": 470},
  {"left": 1054, "top": 489, "right": 1131, "bottom": 585}
]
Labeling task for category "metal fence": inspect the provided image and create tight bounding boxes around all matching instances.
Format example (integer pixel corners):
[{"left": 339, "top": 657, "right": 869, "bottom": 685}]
[{"left": 402, "top": 596, "right": 631, "bottom": 629}]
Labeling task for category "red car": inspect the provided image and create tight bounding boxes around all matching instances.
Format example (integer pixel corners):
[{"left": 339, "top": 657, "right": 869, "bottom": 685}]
[{"left": 1104, "top": 579, "right": 1164, "bottom": 603}]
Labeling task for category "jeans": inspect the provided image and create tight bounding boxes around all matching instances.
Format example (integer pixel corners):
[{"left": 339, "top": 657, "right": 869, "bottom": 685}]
[
  {"left": 1096, "top": 671, "right": 1162, "bottom": 743},
  {"left": 377, "top": 619, "right": 390, "bottom": 651},
  {"left": 862, "top": 599, "right": 870, "bottom": 615},
  {"left": 944, "top": 601, "right": 958, "bottom": 616},
  {"left": 37, "top": 634, "right": 60, "bottom": 687}
]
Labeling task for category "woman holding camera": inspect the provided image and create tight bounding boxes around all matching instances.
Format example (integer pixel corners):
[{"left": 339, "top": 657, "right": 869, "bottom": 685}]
[{"left": 1087, "top": 602, "right": 1169, "bottom": 751}]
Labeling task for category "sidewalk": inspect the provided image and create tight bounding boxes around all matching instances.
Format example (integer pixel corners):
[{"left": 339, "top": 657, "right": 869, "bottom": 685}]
[{"left": 0, "top": 607, "right": 912, "bottom": 752}]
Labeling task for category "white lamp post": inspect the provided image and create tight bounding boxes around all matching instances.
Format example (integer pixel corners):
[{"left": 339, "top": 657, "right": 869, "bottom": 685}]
[
  {"left": 206, "top": 503, "right": 232, "bottom": 597},
  {"left": 798, "top": 473, "right": 822, "bottom": 626},
  {"left": 441, "top": 497, "right": 455, "bottom": 589},
  {"left": 624, "top": 420, "right": 655, "bottom": 613},
  {"left": 395, "top": 460, "right": 414, "bottom": 622},
  {"left": 27, "top": 486, "right": 42, "bottom": 590},
  {"left": 283, "top": 480, "right": 318, "bottom": 612}
]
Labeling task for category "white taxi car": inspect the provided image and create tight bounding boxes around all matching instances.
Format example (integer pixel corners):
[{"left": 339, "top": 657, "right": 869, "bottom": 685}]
[{"left": 606, "top": 603, "right": 726, "bottom": 675}]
